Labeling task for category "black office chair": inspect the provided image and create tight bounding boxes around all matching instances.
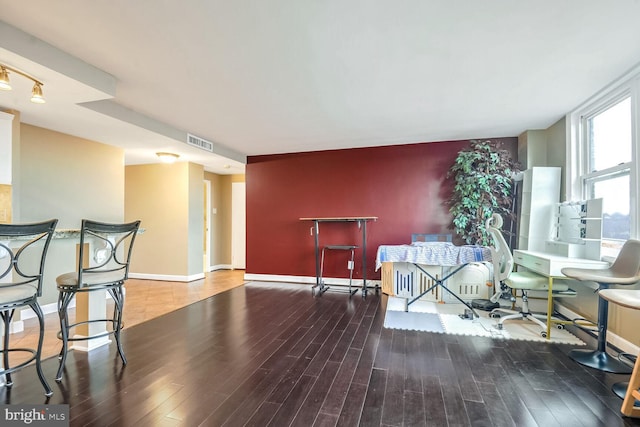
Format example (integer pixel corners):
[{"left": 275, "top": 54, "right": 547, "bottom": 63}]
[
  {"left": 0, "top": 219, "right": 58, "bottom": 396},
  {"left": 55, "top": 219, "right": 140, "bottom": 382}
]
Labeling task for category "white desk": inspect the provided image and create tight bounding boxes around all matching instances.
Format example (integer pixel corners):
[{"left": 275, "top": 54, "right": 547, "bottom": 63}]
[{"left": 513, "top": 249, "right": 609, "bottom": 339}]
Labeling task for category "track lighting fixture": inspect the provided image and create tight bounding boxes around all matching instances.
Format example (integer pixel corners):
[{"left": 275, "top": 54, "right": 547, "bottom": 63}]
[{"left": 0, "top": 63, "right": 46, "bottom": 104}]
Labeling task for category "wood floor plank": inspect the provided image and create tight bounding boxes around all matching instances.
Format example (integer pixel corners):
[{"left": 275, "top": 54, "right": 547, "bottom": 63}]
[
  {"left": 5, "top": 280, "right": 640, "bottom": 427},
  {"left": 319, "top": 347, "right": 361, "bottom": 415},
  {"left": 335, "top": 382, "right": 368, "bottom": 427},
  {"left": 290, "top": 361, "right": 341, "bottom": 426},
  {"left": 381, "top": 330, "right": 406, "bottom": 426},
  {"left": 359, "top": 368, "right": 387, "bottom": 426}
]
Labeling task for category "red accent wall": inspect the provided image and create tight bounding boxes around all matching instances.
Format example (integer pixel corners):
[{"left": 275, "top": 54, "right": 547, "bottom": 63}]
[{"left": 246, "top": 138, "right": 517, "bottom": 281}]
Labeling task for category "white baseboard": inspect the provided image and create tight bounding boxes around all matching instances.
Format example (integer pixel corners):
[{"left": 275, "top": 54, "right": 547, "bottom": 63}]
[
  {"left": 555, "top": 302, "right": 640, "bottom": 356},
  {"left": 71, "top": 335, "right": 112, "bottom": 352},
  {"left": 20, "top": 299, "right": 76, "bottom": 322},
  {"left": 243, "top": 273, "right": 382, "bottom": 289},
  {"left": 128, "top": 272, "right": 205, "bottom": 282}
]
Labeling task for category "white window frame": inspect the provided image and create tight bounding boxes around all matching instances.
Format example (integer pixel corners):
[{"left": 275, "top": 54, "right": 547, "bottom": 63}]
[{"left": 567, "top": 66, "right": 640, "bottom": 255}]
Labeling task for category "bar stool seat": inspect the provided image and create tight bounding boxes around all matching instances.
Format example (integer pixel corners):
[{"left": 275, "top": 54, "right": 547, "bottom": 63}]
[
  {"left": 561, "top": 239, "right": 640, "bottom": 374},
  {"left": 599, "top": 288, "right": 640, "bottom": 417}
]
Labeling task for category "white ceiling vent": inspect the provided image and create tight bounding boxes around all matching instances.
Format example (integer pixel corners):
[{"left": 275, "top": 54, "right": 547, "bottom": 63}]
[{"left": 187, "top": 133, "right": 214, "bottom": 152}]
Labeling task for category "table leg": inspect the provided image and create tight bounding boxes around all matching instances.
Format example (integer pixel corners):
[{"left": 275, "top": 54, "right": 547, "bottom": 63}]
[
  {"left": 362, "top": 220, "right": 367, "bottom": 297},
  {"left": 546, "top": 276, "right": 553, "bottom": 339},
  {"left": 312, "top": 220, "right": 321, "bottom": 295}
]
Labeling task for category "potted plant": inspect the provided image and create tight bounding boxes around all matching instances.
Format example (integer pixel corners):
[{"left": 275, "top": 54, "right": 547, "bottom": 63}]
[{"left": 447, "top": 139, "right": 520, "bottom": 246}]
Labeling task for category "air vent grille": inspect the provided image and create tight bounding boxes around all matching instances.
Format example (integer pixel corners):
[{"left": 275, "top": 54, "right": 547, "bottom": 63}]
[{"left": 187, "top": 133, "right": 213, "bottom": 152}]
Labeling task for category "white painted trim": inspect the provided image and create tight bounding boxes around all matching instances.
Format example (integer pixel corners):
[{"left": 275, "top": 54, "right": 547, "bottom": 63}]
[
  {"left": 9, "top": 320, "right": 23, "bottom": 334},
  {"left": 0, "top": 320, "right": 24, "bottom": 336},
  {"left": 20, "top": 299, "right": 73, "bottom": 321},
  {"left": 20, "top": 289, "right": 118, "bottom": 321},
  {"left": 128, "top": 272, "right": 205, "bottom": 282},
  {"left": 71, "top": 335, "right": 112, "bottom": 352},
  {"left": 555, "top": 302, "right": 640, "bottom": 356},
  {"left": 243, "top": 273, "right": 381, "bottom": 289}
]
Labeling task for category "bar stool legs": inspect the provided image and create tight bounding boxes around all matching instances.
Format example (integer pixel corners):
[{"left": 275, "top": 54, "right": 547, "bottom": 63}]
[
  {"left": 568, "top": 284, "right": 632, "bottom": 374},
  {"left": 314, "top": 245, "right": 358, "bottom": 297}
]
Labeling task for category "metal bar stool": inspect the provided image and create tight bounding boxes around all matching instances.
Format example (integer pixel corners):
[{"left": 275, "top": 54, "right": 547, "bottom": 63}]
[
  {"left": 0, "top": 219, "right": 58, "bottom": 397},
  {"left": 313, "top": 245, "right": 358, "bottom": 296},
  {"left": 55, "top": 219, "right": 140, "bottom": 382},
  {"left": 561, "top": 239, "right": 640, "bottom": 373}
]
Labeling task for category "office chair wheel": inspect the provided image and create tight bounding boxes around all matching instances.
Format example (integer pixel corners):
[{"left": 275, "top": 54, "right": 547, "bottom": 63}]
[
  {"left": 556, "top": 324, "right": 565, "bottom": 330},
  {"left": 540, "top": 331, "right": 548, "bottom": 338},
  {"left": 489, "top": 312, "right": 500, "bottom": 318}
]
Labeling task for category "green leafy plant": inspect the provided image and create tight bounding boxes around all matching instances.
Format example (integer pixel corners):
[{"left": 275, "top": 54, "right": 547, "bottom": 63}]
[{"left": 447, "top": 140, "right": 520, "bottom": 246}]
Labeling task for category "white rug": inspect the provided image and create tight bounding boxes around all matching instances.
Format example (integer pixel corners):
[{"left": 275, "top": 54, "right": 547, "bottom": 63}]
[{"left": 384, "top": 296, "right": 585, "bottom": 345}]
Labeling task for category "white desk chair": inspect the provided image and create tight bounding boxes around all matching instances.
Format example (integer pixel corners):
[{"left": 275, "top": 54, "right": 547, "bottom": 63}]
[{"left": 486, "top": 214, "right": 569, "bottom": 337}]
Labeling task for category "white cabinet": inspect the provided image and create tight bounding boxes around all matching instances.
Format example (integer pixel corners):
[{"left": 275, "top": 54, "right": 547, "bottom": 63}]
[{"left": 517, "top": 167, "right": 561, "bottom": 252}]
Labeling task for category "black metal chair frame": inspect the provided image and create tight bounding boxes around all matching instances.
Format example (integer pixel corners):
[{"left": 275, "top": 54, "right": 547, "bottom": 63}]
[
  {"left": 56, "top": 219, "right": 140, "bottom": 382},
  {"left": 0, "top": 219, "right": 58, "bottom": 397}
]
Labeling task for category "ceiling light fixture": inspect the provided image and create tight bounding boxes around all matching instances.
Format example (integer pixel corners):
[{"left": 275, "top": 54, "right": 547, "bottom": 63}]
[
  {"left": 156, "top": 152, "right": 180, "bottom": 163},
  {"left": 0, "top": 63, "right": 46, "bottom": 103}
]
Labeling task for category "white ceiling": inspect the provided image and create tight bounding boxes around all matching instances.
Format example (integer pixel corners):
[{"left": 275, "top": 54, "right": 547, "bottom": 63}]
[{"left": 2, "top": 1, "right": 640, "bottom": 174}]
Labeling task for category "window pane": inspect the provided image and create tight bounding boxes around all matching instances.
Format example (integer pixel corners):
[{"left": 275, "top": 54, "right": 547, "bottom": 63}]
[
  {"left": 588, "top": 172, "right": 630, "bottom": 241},
  {"left": 588, "top": 97, "right": 631, "bottom": 172}
]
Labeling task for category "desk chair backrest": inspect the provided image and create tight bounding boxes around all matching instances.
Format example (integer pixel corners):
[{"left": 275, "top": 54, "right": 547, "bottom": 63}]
[
  {"left": 77, "top": 219, "right": 141, "bottom": 288},
  {"left": 485, "top": 214, "right": 514, "bottom": 286},
  {"left": 609, "top": 239, "right": 640, "bottom": 284},
  {"left": 0, "top": 219, "right": 58, "bottom": 298}
]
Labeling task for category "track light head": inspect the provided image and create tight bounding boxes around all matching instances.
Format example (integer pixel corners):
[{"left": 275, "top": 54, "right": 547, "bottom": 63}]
[
  {"left": 30, "top": 82, "right": 45, "bottom": 104},
  {"left": 0, "top": 66, "right": 10, "bottom": 90}
]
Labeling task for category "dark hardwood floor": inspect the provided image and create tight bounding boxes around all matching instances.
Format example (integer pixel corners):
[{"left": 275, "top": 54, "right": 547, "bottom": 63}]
[{"left": 3, "top": 281, "right": 640, "bottom": 426}]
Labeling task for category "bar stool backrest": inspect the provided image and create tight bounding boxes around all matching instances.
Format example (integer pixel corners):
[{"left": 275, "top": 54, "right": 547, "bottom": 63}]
[
  {"left": 610, "top": 239, "right": 640, "bottom": 281},
  {"left": 0, "top": 219, "right": 58, "bottom": 298},
  {"left": 76, "top": 219, "right": 141, "bottom": 288}
]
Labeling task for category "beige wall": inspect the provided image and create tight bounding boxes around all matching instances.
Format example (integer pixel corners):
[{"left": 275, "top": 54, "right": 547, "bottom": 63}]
[
  {"left": 125, "top": 162, "right": 218, "bottom": 280},
  {"left": 202, "top": 172, "right": 243, "bottom": 269},
  {"left": 546, "top": 116, "right": 567, "bottom": 199},
  {"left": 205, "top": 172, "right": 226, "bottom": 267},
  {"left": 18, "top": 124, "right": 125, "bottom": 305},
  {"left": 19, "top": 124, "right": 124, "bottom": 225},
  {"left": 187, "top": 162, "right": 205, "bottom": 275},
  {"left": 125, "top": 162, "right": 190, "bottom": 277}
]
